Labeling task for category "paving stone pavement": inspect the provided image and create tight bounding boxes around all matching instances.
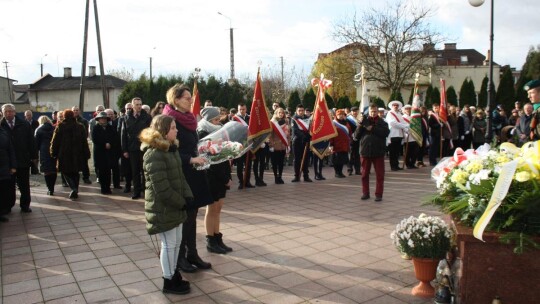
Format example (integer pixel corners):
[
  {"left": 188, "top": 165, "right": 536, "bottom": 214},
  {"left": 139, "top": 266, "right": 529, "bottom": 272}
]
[{"left": 1, "top": 162, "right": 440, "bottom": 303}]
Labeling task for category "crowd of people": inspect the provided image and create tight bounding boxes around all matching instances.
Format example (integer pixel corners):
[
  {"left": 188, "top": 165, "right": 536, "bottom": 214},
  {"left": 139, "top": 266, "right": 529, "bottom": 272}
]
[{"left": 0, "top": 78, "right": 539, "bottom": 294}]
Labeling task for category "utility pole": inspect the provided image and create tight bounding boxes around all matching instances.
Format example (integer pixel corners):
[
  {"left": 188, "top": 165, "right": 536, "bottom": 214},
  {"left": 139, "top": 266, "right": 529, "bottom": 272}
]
[
  {"left": 3, "top": 61, "right": 14, "bottom": 103},
  {"left": 79, "top": 0, "right": 108, "bottom": 111},
  {"left": 280, "top": 56, "right": 285, "bottom": 102},
  {"left": 40, "top": 54, "right": 47, "bottom": 77},
  {"left": 94, "top": 0, "right": 109, "bottom": 108},
  {"left": 149, "top": 57, "right": 153, "bottom": 82}
]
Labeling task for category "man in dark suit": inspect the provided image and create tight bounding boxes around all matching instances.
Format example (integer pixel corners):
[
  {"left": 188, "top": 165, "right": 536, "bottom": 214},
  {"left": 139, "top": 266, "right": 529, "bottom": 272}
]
[
  {"left": 1, "top": 104, "right": 38, "bottom": 213},
  {"left": 120, "top": 98, "right": 151, "bottom": 199},
  {"left": 25, "top": 110, "right": 40, "bottom": 174}
]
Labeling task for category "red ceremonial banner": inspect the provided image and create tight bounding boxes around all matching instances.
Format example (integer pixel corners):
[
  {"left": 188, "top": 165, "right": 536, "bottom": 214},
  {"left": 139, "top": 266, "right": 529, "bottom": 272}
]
[
  {"left": 191, "top": 81, "right": 201, "bottom": 120},
  {"left": 310, "top": 75, "right": 337, "bottom": 159},
  {"left": 439, "top": 79, "right": 448, "bottom": 123},
  {"left": 247, "top": 69, "right": 272, "bottom": 153}
]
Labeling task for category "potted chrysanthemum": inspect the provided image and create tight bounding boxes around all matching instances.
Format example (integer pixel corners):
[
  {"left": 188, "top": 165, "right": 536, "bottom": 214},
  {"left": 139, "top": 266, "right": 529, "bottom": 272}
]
[{"left": 391, "top": 213, "right": 453, "bottom": 298}]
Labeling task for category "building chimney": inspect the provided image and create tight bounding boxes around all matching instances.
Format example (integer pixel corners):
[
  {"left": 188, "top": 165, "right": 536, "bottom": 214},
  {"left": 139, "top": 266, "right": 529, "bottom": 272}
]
[
  {"left": 444, "top": 43, "right": 457, "bottom": 50},
  {"left": 423, "top": 43, "right": 435, "bottom": 51},
  {"left": 484, "top": 50, "right": 491, "bottom": 66},
  {"left": 63, "top": 67, "right": 72, "bottom": 78},
  {"left": 89, "top": 66, "right": 96, "bottom": 77}
]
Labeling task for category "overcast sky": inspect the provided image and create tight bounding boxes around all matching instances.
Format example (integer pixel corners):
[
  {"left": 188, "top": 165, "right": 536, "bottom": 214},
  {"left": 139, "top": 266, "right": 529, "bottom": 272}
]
[{"left": 1, "top": 0, "right": 538, "bottom": 85}]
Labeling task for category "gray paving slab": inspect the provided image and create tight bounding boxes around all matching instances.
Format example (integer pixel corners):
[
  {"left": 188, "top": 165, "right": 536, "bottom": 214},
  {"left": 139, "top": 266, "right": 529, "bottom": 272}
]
[{"left": 1, "top": 161, "right": 438, "bottom": 303}]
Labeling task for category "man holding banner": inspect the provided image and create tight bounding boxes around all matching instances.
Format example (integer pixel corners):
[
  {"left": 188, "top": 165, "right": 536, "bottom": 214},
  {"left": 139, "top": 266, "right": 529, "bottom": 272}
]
[{"left": 291, "top": 104, "right": 313, "bottom": 182}]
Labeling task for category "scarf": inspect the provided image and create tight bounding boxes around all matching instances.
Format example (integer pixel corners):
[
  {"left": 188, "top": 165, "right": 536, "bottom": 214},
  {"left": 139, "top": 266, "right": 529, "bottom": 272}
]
[{"left": 162, "top": 104, "right": 197, "bottom": 131}]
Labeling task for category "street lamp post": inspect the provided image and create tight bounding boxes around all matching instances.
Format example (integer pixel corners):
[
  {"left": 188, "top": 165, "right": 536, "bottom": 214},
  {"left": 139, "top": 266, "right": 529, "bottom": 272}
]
[
  {"left": 218, "top": 12, "right": 235, "bottom": 83},
  {"left": 469, "top": 0, "right": 494, "bottom": 142}
]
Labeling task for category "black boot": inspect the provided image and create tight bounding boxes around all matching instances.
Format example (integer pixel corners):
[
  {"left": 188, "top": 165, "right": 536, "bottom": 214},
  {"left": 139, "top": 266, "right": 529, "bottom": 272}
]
[
  {"left": 176, "top": 254, "right": 197, "bottom": 273},
  {"left": 186, "top": 250, "right": 212, "bottom": 269},
  {"left": 45, "top": 174, "right": 56, "bottom": 195},
  {"left": 215, "top": 233, "right": 233, "bottom": 252},
  {"left": 206, "top": 235, "right": 226, "bottom": 254},
  {"left": 162, "top": 270, "right": 190, "bottom": 294},
  {"left": 275, "top": 176, "right": 280, "bottom": 184}
]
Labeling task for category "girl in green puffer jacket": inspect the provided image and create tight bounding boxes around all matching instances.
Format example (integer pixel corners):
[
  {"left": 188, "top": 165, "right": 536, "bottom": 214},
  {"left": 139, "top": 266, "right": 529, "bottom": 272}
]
[{"left": 140, "top": 114, "right": 193, "bottom": 295}]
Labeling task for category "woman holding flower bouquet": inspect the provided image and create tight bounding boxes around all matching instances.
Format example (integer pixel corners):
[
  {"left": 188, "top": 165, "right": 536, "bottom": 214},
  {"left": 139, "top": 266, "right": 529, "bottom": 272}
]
[
  {"left": 163, "top": 84, "right": 214, "bottom": 273},
  {"left": 196, "top": 107, "right": 234, "bottom": 254}
]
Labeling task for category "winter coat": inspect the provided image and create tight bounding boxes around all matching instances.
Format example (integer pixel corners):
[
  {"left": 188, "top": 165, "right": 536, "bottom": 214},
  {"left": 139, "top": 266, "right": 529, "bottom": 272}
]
[
  {"left": 50, "top": 118, "right": 91, "bottom": 174},
  {"left": 330, "top": 120, "right": 351, "bottom": 153},
  {"left": 0, "top": 128, "right": 16, "bottom": 181},
  {"left": 354, "top": 116, "right": 390, "bottom": 158},
  {"left": 0, "top": 117, "right": 37, "bottom": 168},
  {"left": 163, "top": 106, "right": 213, "bottom": 209},
  {"left": 141, "top": 128, "right": 191, "bottom": 235},
  {"left": 121, "top": 110, "right": 152, "bottom": 153},
  {"left": 34, "top": 122, "right": 56, "bottom": 173},
  {"left": 91, "top": 123, "right": 118, "bottom": 169},
  {"left": 472, "top": 117, "right": 487, "bottom": 144},
  {"left": 269, "top": 119, "right": 290, "bottom": 151}
]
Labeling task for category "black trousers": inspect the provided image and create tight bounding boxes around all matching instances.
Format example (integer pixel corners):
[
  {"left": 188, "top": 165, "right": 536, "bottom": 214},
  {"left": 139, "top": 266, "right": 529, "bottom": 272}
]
[
  {"left": 179, "top": 208, "right": 199, "bottom": 257},
  {"left": 270, "top": 150, "right": 286, "bottom": 177},
  {"left": 111, "top": 157, "right": 120, "bottom": 188},
  {"left": 129, "top": 150, "right": 144, "bottom": 195},
  {"left": 429, "top": 135, "right": 441, "bottom": 165},
  {"left": 63, "top": 172, "right": 80, "bottom": 192},
  {"left": 15, "top": 167, "right": 31, "bottom": 210},
  {"left": 348, "top": 141, "right": 360, "bottom": 174},
  {"left": 236, "top": 153, "right": 252, "bottom": 185},
  {"left": 98, "top": 163, "right": 112, "bottom": 192},
  {"left": 389, "top": 137, "right": 403, "bottom": 169},
  {"left": 292, "top": 140, "right": 309, "bottom": 177},
  {"left": 121, "top": 155, "right": 132, "bottom": 188},
  {"left": 82, "top": 161, "right": 90, "bottom": 180},
  {"left": 313, "top": 156, "right": 323, "bottom": 176},
  {"left": 0, "top": 177, "right": 16, "bottom": 214},
  {"left": 403, "top": 141, "right": 419, "bottom": 168},
  {"left": 253, "top": 147, "right": 268, "bottom": 181}
]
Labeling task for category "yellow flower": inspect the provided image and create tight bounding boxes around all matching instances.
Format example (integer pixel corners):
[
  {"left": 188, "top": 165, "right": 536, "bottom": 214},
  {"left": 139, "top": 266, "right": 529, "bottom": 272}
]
[
  {"left": 465, "top": 160, "right": 483, "bottom": 173},
  {"left": 450, "top": 169, "right": 469, "bottom": 185},
  {"left": 495, "top": 154, "right": 511, "bottom": 164},
  {"left": 515, "top": 171, "right": 532, "bottom": 182}
]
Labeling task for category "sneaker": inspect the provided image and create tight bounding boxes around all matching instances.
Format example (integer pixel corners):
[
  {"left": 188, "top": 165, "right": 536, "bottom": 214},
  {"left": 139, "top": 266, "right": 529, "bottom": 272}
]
[{"left": 374, "top": 196, "right": 383, "bottom": 202}]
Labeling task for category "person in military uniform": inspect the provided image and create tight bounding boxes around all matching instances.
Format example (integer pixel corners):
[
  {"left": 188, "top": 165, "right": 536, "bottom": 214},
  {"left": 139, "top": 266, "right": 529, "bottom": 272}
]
[
  {"left": 524, "top": 79, "right": 540, "bottom": 140},
  {"left": 290, "top": 104, "right": 313, "bottom": 182}
]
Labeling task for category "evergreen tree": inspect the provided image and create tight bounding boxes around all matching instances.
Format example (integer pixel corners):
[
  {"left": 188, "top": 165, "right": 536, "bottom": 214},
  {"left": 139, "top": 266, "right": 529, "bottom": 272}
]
[
  {"left": 302, "top": 88, "right": 316, "bottom": 111},
  {"left": 424, "top": 85, "right": 434, "bottom": 108},
  {"left": 389, "top": 90, "right": 404, "bottom": 103},
  {"left": 467, "top": 79, "right": 477, "bottom": 107},
  {"left": 446, "top": 86, "right": 458, "bottom": 106},
  {"left": 325, "top": 92, "right": 335, "bottom": 109},
  {"left": 373, "top": 97, "right": 386, "bottom": 109},
  {"left": 496, "top": 66, "right": 516, "bottom": 112},
  {"left": 514, "top": 46, "right": 540, "bottom": 103},
  {"left": 459, "top": 79, "right": 471, "bottom": 106},
  {"left": 288, "top": 90, "right": 302, "bottom": 112},
  {"left": 478, "top": 76, "right": 489, "bottom": 108},
  {"left": 432, "top": 87, "right": 441, "bottom": 106},
  {"left": 336, "top": 96, "right": 352, "bottom": 109}
]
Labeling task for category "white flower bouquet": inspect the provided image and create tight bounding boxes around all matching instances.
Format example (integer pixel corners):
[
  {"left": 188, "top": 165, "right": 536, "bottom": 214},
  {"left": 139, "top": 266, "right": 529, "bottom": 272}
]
[
  {"left": 391, "top": 213, "right": 453, "bottom": 259},
  {"left": 429, "top": 141, "right": 540, "bottom": 253},
  {"left": 195, "top": 121, "right": 252, "bottom": 170}
]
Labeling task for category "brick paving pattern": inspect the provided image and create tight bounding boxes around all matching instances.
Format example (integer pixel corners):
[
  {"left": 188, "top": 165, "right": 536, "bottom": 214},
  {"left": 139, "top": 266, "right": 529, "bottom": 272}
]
[{"left": 1, "top": 163, "right": 438, "bottom": 303}]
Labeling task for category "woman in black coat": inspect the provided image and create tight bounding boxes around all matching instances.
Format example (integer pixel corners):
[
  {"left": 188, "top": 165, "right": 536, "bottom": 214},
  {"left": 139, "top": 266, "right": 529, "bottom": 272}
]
[
  {"left": 50, "top": 109, "right": 91, "bottom": 200},
  {"left": 35, "top": 116, "right": 57, "bottom": 195},
  {"left": 91, "top": 112, "right": 117, "bottom": 194},
  {"left": 162, "top": 84, "right": 214, "bottom": 273}
]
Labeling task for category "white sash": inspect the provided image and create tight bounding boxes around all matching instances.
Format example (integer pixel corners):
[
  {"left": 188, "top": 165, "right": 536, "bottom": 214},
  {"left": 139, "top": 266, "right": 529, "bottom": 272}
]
[
  {"left": 293, "top": 117, "right": 309, "bottom": 132},
  {"left": 233, "top": 115, "right": 248, "bottom": 126},
  {"left": 271, "top": 120, "right": 289, "bottom": 147}
]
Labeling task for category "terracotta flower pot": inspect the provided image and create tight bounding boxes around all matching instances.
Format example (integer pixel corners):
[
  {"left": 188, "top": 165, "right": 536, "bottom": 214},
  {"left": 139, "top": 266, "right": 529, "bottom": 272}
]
[{"left": 411, "top": 257, "right": 439, "bottom": 298}]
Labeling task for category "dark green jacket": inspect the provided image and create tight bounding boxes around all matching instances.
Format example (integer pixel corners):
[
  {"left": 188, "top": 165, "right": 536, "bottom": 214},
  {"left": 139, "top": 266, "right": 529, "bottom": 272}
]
[{"left": 141, "top": 129, "right": 192, "bottom": 235}]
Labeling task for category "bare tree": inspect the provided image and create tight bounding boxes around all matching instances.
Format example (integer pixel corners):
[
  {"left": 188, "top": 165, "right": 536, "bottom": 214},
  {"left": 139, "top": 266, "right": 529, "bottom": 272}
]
[
  {"left": 108, "top": 67, "right": 135, "bottom": 82},
  {"left": 332, "top": 0, "right": 444, "bottom": 95}
]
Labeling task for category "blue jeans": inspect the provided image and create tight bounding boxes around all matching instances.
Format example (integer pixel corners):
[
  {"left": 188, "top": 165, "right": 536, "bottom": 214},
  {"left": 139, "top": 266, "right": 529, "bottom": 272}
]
[{"left": 158, "top": 224, "right": 183, "bottom": 279}]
